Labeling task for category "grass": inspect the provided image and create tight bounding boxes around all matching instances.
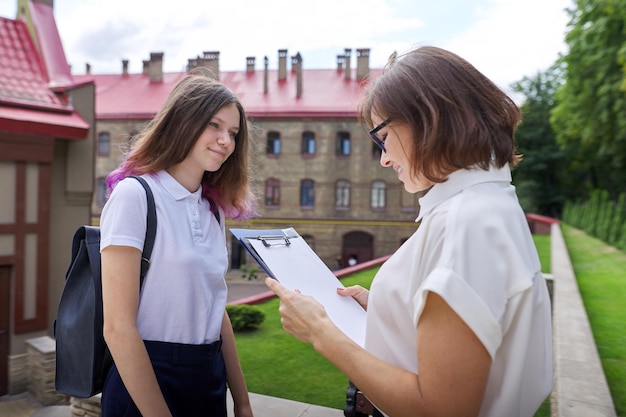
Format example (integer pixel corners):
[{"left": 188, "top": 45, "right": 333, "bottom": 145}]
[
  {"left": 235, "top": 269, "right": 378, "bottom": 409},
  {"left": 561, "top": 224, "right": 626, "bottom": 416},
  {"left": 533, "top": 233, "right": 551, "bottom": 274},
  {"left": 234, "top": 238, "right": 553, "bottom": 412}
]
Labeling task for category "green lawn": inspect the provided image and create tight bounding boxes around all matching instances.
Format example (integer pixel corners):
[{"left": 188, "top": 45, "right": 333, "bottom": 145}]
[
  {"left": 561, "top": 224, "right": 626, "bottom": 416},
  {"left": 234, "top": 239, "right": 554, "bottom": 412}
]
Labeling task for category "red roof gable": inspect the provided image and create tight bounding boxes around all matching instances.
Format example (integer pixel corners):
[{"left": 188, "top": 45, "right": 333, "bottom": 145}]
[
  {"left": 29, "top": 0, "right": 73, "bottom": 87},
  {"left": 74, "top": 67, "right": 382, "bottom": 120},
  {"left": 0, "top": 13, "right": 88, "bottom": 139}
]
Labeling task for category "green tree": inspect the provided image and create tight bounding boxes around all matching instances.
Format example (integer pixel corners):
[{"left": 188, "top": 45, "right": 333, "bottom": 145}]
[
  {"left": 550, "top": 0, "right": 626, "bottom": 198},
  {"left": 511, "top": 67, "right": 578, "bottom": 217}
]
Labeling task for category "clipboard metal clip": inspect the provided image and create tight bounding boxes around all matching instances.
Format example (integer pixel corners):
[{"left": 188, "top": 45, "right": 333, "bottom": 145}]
[{"left": 258, "top": 235, "right": 292, "bottom": 247}]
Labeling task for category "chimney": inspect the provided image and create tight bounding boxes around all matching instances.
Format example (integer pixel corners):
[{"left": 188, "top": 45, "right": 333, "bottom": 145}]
[
  {"left": 263, "top": 56, "right": 269, "bottom": 94},
  {"left": 278, "top": 49, "right": 288, "bottom": 81},
  {"left": 187, "top": 57, "right": 199, "bottom": 72},
  {"left": 143, "top": 60, "right": 150, "bottom": 75},
  {"left": 149, "top": 52, "right": 164, "bottom": 83},
  {"left": 356, "top": 48, "right": 370, "bottom": 80},
  {"left": 85, "top": 62, "right": 91, "bottom": 75},
  {"left": 291, "top": 53, "right": 301, "bottom": 73},
  {"left": 202, "top": 51, "right": 220, "bottom": 79},
  {"left": 336, "top": 54, "right": 345, "bottom": 72},
  {"left": 122, "top": 59, "right": 129, "bottom": 75},
  {"left": 246, "top": 56, "right": 255, "bottom": 73},
  {"left": 344, "top": 48, "right": 351, "bottom": 80},
  {"left": 293, "top": 52, "right": 302, "bottom": 98}
]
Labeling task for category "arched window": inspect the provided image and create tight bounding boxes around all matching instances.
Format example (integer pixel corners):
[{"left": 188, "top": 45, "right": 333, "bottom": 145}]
[
  {"left": 335, "top": 180, "right": 350, "bottom": 209},
  {"left": 336, "top": 131, "right": 351, "bottom": 156},
  {"left": 300, "top": 179, "right": 315, "bottom": 207},
  {"left": 371, "top": 180, "right": 386, "bottom": 209},
  {"left": 265, "top": 178, "right": 280, "bottom": 207},
  {"left": 301, "top": 131, "right": 316, "bottom": 155},
  {"left": 98, "top": 132, "right": 110, "bottom": 156},
  {"left": 266, "top": 131, "right": 281, "bottom": 155}
]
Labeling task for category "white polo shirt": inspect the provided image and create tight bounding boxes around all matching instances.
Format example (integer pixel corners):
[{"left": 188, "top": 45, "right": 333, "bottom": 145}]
[
  {"left": 366, "top": 164, "right": 553, "bottom": 416},
  {"left": 100, "top": 171, "right": 227, "bottom": 345}
]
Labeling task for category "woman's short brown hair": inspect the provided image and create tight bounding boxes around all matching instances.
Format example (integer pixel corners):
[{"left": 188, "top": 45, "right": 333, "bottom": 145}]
[{"left": 359, "top": 46, "right": 521, "bottom": 183}]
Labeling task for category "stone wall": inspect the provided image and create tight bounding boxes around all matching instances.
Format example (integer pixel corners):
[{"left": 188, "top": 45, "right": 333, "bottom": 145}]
[
  {"left": 71, "top": 395, "right": 101, "bottom": 417},
  {"left": 25, "top": 336, "right": 66, "bottom": 405},
  {"left": 7, "top": 353, "right": 28, "bottom": 394}
]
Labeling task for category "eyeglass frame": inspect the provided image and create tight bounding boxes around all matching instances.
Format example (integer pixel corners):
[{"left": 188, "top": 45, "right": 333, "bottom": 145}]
[{"left": 369, "top": 118, "right": 392, "bottom": 152}]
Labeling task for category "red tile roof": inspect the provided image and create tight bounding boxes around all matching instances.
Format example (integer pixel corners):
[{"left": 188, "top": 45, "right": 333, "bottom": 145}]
[
  {"left": 0, "top": 5, "right": 88, "bottom": 140},
  {"left": 73, "top": 67, "right": 382, "bottom": 120}
]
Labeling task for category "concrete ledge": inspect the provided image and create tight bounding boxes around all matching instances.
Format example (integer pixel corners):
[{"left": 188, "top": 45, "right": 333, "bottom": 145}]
[{"left": 551, "top": 223, "right": 617, "bottom": 416}]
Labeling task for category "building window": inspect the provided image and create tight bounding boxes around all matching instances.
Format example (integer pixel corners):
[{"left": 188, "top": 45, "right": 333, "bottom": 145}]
[
  {"left": 372, "top": 142, "right": 382, "bottom": 160},
  {"left": 300, "top": 179, "right": 315, "bottom": 208},
  {"left": 335, "top": 180, "right": 350, "bottom": 209},
  {"left": 301, "top": 131, "right": 316, "bottom": 155},
  {"left": 336, "top": 132, "right": 351, "bottom": 156},
  {"left": 266, "top": 131, "right": 281, "bottom": 155},
  {"left": 98, "top": 132, "right": 110, "bottom": 156},
  {"left": 371, "top": 180, "right": 386, "bottom": 209},
  {"left": 96, "top": 177, "right": 107, "bottom": 207},
  {"left": 265, "top": 178, "right": 280, "bottom": 207}
]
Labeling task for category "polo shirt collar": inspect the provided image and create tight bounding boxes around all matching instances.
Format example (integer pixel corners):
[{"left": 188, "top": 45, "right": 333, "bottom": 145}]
[
  {"left": 155, "top": 170, "right": 202, "bottom": 201},
  {"left": 417, "top": 163, "right": 511, "bottom": 221}
]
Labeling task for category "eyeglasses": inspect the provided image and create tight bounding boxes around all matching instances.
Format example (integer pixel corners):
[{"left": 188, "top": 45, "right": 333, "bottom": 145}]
[{"left": 369, "top": 118, "right": 392, "bottom": 152}]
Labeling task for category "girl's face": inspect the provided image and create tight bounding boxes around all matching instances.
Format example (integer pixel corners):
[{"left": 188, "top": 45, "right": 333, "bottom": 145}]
[
  {"left": 187, "top": 103, "right": 240, "bottom": 174},
  {"left": 372, "top": 113, "right": 434, "bottom": 193}
]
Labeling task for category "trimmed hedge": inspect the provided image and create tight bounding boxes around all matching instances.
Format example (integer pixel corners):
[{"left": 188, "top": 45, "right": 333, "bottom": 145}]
[
  {"left": 563, "top": 189, "right": 626, "bottom": 250},
  {"left": 226, "top": 304, "right": 266, "bottom": 331}
]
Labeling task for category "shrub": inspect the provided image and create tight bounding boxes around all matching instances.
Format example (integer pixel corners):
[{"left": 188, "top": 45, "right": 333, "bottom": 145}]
[{"left": 226, "top": 304, "right": 265, "bottom": 331}]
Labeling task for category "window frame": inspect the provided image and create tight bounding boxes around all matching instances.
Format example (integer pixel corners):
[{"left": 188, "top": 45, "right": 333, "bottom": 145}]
[
  {"left": 266, "top": 131, "right": 281, "bottom": 156},
  {"left": 371, "top": 180, "right": 386, "bottom": 210},
  {"left": 300, "top": 178, "right": 315, "bottom": 208},
  {"left": 336, "top": 131, "right": 351, "bottom": 156},
  {"left": 265, "top": 178, "right": 281, "bottom": 208},
  {"left": 98, "top": 131, "right": 111, "bottom": 157}
]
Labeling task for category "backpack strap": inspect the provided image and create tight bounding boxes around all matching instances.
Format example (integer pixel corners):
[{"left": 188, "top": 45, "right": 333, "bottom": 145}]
[
  {"left": 129, "top": 176, "right": 157, "bottom": 284},
  {"left": 207, "top": 196, "right": 221, "bottom": 224}
]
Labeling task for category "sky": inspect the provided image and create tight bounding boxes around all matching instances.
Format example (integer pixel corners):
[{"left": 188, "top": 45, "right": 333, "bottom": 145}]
[{"left": 0, "top": 0, "right": 573, "bottom": 98}]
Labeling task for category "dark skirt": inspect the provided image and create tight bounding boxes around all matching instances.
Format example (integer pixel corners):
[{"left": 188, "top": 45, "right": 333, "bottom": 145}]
[{"left": 101, "top": 339, "right": 226, "bottom": 417}]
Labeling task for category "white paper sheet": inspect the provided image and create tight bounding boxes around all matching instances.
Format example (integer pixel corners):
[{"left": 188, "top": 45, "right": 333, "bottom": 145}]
[{"left": 247, "top": 236, "right": 366, "bottom": 347}]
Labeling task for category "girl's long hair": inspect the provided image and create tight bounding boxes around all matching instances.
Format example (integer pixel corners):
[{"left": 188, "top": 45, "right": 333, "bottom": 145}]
[{"left": 106, "top": 70, "right": 257, "bottom": 220}]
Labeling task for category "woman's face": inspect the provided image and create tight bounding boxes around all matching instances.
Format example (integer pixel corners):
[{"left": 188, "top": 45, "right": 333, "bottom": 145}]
[{"left": 372, "top": 113, "right": 434, "bottom": 193}]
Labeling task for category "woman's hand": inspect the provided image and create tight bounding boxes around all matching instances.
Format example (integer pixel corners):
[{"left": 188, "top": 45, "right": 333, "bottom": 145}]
[
  {"left": 265, "top": 277, "right": 334, "bottom": 344},
  {"left": 337, "top": 285, "right": 369, "bottom": 310}
]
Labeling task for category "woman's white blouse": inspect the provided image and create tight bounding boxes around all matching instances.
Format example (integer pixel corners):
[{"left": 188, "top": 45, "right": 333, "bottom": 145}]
[{"left": 366, "top": 164, "right": 553, "bottom": 416}]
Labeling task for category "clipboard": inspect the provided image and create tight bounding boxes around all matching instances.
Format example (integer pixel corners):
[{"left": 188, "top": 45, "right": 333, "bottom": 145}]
[{"left": 230, "top": 227, "right": 366, "bottom": 347}]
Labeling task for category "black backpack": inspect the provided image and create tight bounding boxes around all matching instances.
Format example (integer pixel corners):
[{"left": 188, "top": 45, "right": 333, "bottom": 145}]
[{"left": 54, "top": 176, "right": 157, "bottom": 398}]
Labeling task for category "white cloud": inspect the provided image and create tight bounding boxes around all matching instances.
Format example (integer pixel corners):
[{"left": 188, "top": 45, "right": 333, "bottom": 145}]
[{"left": 441, "top": 0, "right": 571, "bottom": 93}]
